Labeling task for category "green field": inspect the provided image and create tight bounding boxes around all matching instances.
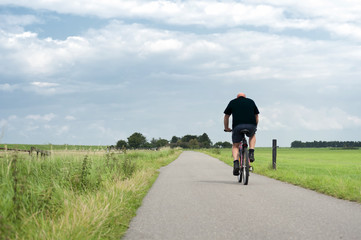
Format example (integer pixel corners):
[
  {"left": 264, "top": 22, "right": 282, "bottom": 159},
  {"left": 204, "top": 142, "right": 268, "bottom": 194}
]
[
  {"left": 1, "top": 146, "right": 360, "bottom": 239},
  {"left": 0, "top": 148, "right": 181, "bottom": 239},
  {"left": 0, "top": 144, "right": 107, "bottom": 151},
  {"left": 203, "top": 148, "right": 361, "bottom": 203}
]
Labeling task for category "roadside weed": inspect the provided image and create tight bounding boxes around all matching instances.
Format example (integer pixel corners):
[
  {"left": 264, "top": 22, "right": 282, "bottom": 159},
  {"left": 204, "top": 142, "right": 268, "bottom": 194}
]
[{"left": 0, "top": 149, "right": 181, "bottom": 239}]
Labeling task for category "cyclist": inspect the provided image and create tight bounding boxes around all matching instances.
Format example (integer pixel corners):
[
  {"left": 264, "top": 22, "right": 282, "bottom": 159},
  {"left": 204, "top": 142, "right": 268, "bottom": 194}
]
[{"left": 224, "top": 92, "right": 259, "bottom": 175}]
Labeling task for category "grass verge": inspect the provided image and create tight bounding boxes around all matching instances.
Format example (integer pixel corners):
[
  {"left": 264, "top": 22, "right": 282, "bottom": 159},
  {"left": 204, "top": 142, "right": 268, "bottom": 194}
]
[
  {"left": 0, "top": 149, "right": 181, "bottom": 239},
  {"left": 202, "top": 148, "right": 361, "bottom": 203}
]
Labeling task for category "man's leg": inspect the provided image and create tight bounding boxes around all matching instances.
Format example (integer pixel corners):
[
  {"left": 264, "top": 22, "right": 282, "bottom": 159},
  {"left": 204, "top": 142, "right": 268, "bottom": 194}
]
[
  {"left": 232, "top": 143, "right": 240, "bottom": 175},
  {"left": 249, "top": 134, "right": 256, "bottom": 162},
  {"left": 249, "top": 134, "right": 256, "bottom": 149},
  {"left": 232, "top": 143, "right": 240, "bottom": 160}
]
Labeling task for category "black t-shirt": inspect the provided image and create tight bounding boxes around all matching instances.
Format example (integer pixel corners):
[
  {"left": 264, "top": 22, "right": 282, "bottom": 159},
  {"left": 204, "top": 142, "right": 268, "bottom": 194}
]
[{"left": 224, "top": 97, "right": 260, "bottom": 128}]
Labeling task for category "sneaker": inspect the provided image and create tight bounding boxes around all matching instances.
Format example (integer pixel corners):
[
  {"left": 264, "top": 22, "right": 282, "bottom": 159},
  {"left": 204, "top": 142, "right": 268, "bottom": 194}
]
[
  {"left": 233, "top": 160, "right": 240, "bottom": 176},
  {"left": 249, "top": 152, "right": 255, "bottom": 162}
]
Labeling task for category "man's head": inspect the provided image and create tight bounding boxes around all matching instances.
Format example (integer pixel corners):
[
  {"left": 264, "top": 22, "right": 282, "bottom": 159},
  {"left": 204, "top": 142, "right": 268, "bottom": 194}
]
[{"left": 237, "top": 92, "right": 246, "bottom": 98}]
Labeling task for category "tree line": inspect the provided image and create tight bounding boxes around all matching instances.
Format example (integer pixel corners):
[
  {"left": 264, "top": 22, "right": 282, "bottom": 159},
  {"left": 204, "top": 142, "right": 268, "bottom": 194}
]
[
  {"left": 291, "top": 140, "right": 361, "bottom": 148},
  {"left": 112, "top": 132, "right": 232, "bottom": 150}
]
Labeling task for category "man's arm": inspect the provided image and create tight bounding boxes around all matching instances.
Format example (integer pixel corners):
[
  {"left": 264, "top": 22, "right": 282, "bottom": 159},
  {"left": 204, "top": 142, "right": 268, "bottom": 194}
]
[
  {"left": 224, "top": 114, "right": 232, "bottom": 131},
  {"left": 255, "top": 114, "right": 259, "bottom": 125}
]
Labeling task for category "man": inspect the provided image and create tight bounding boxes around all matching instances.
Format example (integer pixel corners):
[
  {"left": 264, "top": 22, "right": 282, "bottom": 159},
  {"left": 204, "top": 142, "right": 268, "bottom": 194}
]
[{"left": 224, "top": 92, "right": 259, "bottom": 176}]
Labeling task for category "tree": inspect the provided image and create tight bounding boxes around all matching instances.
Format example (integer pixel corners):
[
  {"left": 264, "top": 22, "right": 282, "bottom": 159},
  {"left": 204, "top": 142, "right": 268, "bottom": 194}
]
[
  {"left": 189, "top": 139, "right": 200, "bottom": 149},
  {"left": 127, "top": 132, "right": 147, "bottom": 149},
  {"left": 171, "top": 136, "right": 180, "bottom": 144},
  {"left": 116, "top": 140, "right": 127, "bottom": 149},
  {"left": 150, "top": 138, "right": 169, "bottom": 148},
  {"left": 290, "top": 140, "right": 361, "bottom": 148},
  {"left": 214, "top": 141, "right": 223, "bottom": 148},
  {"left": 170, "top": 136, "right": 180, "bottom": 148},
  {"left": 214, "top": 141, "right": 232, "bottom": 148},
  {"left": 221, "top": 141, "right": 232, "bottom": 148},
  {"left": 156, "top": 138, "right": 169, "bottom": 148},
  {"left": 198, "top": 133, "right": 212, "bottom": 148},
  {"left": 181, "top": 135, "right": 197, "bottom": 143}
]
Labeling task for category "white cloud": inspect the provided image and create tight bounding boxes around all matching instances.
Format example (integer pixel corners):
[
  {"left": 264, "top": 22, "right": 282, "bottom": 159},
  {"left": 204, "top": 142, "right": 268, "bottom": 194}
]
[
  {"left": 87, "top": 122, "right": 123, "bottom": 143},
  {"left": 25, "top": 125, "right": 39, "bottom": 131},
  {"left": 8, "top": 115, "right": 17, "bottom": 121},
  {"left": 0, "top": 31, "right": 91, "bottom": 76},
  {"left": 56, "top": 125, "right": 69, "bottom": 135},
  {"left": 0, "top": 116, "right": 18, "bottom": 134},
  {"left": 1, "top": 1, "right": 361, "bottom": 146},
  {"left": 2, "top": 0, "right": 361, "bottom": 41},
  {"left": 327, "top": 23, "right": 361, "bottom": 41},
  {"left": 258, "top": 0, "right": 361, "bottom": 22},
  {"left": 218, "top": 67, "right": 274, "bottom": 80},
  {"left": 260, "top": 104, "right": 361, "bottom": 131},
  {"left": 28, "top": 82, "right": 60, "bottom": 94},
  {"left": 26, "top": 113, "right": 56, "bottom": 122},
  {"left": 65, "top": 115, "right": 76, "bottom": 121},
  {"left": 0, "top": 14, "right": 41, "bottom": 34},
  {"left": 0, "top": 14, "right": 40, "bottom": 27},
  {"left": 0, "top": 119, "right": 7, "bottom": 128},
  {"left": 196, "top": 119, "right": 216, "bottom": 128},
  {"left": 1, "top": 11, "right": 359, "bottom": 87},
  {"left": 0, "top": 83, "right": 18, "bottom": 91},
  {"left": 145, "top": 39, "right": 183, "bottom": 53},
  {"left": 31, "top": 82, "right": 59, "bottom": 87},
  {"left": 317, "top": 85, "right": 338, "bottom": 95},
  {"left": 347, "top": 116, "right": 361, "bottom": 126},
  {"left": 1, "top": 21, "right": 220, "bottom": 78}
]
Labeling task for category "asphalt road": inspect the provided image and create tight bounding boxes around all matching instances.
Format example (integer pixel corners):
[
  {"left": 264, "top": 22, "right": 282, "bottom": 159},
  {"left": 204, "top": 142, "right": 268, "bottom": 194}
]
[{"left": 123, "top": 151, "right": 361, "bottom": 240}]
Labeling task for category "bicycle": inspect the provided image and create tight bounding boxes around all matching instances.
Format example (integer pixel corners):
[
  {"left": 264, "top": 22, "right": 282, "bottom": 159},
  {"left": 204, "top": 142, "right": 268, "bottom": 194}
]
[
  {"left": 225, "top": 129, "right": 252, "bottom": 185},
  {"left": 237, "top": 129, "right": 252, "bottom": 185}
]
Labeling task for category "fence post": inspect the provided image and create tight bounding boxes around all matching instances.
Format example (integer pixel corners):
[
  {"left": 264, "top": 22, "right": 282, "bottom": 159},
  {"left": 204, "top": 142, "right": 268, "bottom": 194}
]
[{"left": 272, "top": 139, "right": 277, "bottom": 170}]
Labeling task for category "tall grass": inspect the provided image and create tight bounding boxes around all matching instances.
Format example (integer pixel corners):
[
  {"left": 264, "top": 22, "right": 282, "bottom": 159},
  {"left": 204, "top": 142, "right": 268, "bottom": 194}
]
[
  {"left": 202, "top": 148, "right": 361, "bottom": 203},
  {"left": 0, "top": 149, "right": 181, "bottom": 239},
  {"left": 0, "top": 144, "right": 107, "bottom": 151}
]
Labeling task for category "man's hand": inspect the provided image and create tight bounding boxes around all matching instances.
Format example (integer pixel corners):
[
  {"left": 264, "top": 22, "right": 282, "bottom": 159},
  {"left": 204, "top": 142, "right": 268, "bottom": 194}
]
[{"left": 224, "top": 114, "right": 231, "bottom": 132}]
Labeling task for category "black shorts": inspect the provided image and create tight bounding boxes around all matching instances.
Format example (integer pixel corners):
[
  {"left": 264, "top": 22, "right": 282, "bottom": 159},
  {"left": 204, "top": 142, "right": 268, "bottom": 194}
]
[{"left": 232, "top": 124, "right": 257, "bottom": 143}]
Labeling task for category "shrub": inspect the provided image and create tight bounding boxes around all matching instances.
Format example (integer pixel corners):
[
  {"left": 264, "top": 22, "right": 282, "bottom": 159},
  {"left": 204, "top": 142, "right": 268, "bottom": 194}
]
[{"left": 121, "top": 158, "right": 137, "bottom": 180}]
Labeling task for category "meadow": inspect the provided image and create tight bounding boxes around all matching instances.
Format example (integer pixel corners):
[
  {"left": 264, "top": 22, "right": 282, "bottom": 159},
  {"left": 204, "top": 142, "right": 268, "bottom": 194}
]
[
  {"left": 203, "top": 147, "right": 361, "bottom": 203},
  {"left": 0, "top": 147, "right": 181, "bottom": 239},
  {"left": 0, "top": 144, "right": 107, "bottom": 151},
  {"left": 1, "top": 146, "right": 360, "bottom": 239}
]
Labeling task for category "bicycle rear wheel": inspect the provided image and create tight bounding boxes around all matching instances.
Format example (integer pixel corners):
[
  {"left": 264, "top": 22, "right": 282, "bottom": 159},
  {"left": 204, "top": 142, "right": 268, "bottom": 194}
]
[
  {"left": 242, "top": 150, "right": 249, "bottom": 185},
  {"left": 238, "top": 147, "right": 243, "bottom": 183},
  {"left": 238, "top": 167, "right": 242, "bottom": 183}
]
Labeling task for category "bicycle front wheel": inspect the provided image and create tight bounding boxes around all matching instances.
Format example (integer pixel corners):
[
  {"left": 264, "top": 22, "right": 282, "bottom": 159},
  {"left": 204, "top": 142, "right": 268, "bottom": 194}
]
[{"left": 242, "top": 150, "right": 249, "bottom": 185}]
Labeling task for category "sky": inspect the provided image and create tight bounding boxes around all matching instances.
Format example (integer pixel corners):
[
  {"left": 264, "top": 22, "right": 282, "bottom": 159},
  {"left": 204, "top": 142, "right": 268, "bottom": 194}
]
[{"left": 1, "top": 0, "right": 361, "bottom": 147}]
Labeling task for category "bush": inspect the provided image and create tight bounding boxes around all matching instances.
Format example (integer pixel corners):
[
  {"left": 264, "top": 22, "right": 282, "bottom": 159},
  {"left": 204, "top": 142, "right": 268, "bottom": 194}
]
[{"left": 121, "top": 158, "right": 137, "bottom": 180}]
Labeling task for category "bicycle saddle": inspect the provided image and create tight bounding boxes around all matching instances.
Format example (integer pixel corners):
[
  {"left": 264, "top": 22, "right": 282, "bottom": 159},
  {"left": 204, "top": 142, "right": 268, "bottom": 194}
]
[{"left": 240, "top": 129, "right": 249, "bottom": 134}]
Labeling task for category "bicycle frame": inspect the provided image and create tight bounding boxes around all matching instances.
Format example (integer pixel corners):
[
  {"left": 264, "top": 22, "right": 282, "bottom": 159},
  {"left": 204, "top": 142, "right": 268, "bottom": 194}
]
[
  {"left": 239, "top": 136, "right": 248, "bottom": 167},
  {"left": 238, "top": 131, "right": 250, "bottom": 185}
]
